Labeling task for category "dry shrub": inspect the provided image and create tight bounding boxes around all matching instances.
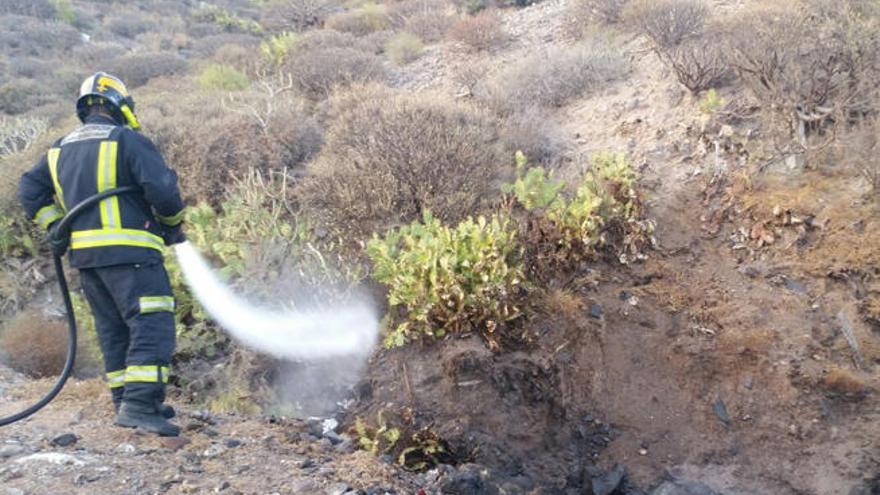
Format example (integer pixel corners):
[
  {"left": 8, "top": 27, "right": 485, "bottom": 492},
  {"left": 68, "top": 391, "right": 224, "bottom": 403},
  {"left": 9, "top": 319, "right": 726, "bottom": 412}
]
[
  {"left": 213, "top": 43, "right": 259, "bottom": 72},
  {"left": 287, "top": 47, "right": 387, "bottom": 99},
  {"left": 500, "top": 108, "right": 570, "bottom": 167},
  {"left": 822, "top": 366, "right": 870, "bottom": 397},
  {"left": 324, "top": 3, "right": 390, "bottom": 37},
  {"left": 626, "top": 0, "right": 707, "bottom": 49},
  {"left": 104, "top": 16, "right": 158, "bottom": 39},
  {"left": 724, "top": 2, "right": 880, "bottom": 151},
  {"left": 661, "top": 36, "right": 731, "bottom": 94},
  {"left": 0, "top": 15, "right": 81, "bottom": 58},
  {"left": 191, "top": 33, "right": 261, "bottom": 58},
  {"left": 165, "top": 106, "right": 322, "bottom": 204},
  {"left": 571, "top": 0, "right": 629, "bottom": 24},
  {"left": 388, "top": 0, "right": 456, "bottom": 42},
  {"left": 105, "top": 52, "right": 188, "bottom": 88},
  {"left": 447, "top": 10, "right": 505, "bottom": 51},
  {"left": 841, "top": 118, "right": 879, "bottom": 194},
  {"left": 1, "top": 310, "right": 68, "bottom": 378},
  {"left": 72, "top": 42, "right": 127, "bottom": 67},
  {"left": 260, "top": 0, "right": 338, "bottom": 32},
  {"left": 297, "top": 85, "right": 506, "bottom": 238},
  {"left": 385, "top": 32, "right": 424, "bottom": 65},
  {"left": 478, "top": 40, "right": 627, "bottom": 113},
  {"left": 0, "top": 0, "right": 56, "bottom": 18},
  {"left": 0, "top": 80, "right": 49, "bottom": 115}
]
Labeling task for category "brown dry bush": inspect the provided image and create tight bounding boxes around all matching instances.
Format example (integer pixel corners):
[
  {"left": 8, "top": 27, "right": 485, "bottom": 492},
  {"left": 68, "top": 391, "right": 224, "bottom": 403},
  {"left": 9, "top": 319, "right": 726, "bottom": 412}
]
[
  {"left": 324, "top": 4, "right": 390, "bottom": 37},
  {"left": 297, "top": 85, "right": 507, "bottom": 239},
  {"left": 661, "top": 36, "right": 731, "bottom": 94},
  {"left": 105, "top": 52, "right": 189, "bottom": 88},
  {"left": 724, "top": 2, "right": 880, "bottom": 150},
  {"left": 843, "top": 118, "right": 879, "bottom": 194},
  {"left": 388, "top": 0, "right": 456, "bottom": 42},
  {"left": 191, "top": 33, "right": 261, "bottom": 58},
  {"left": 478, "top": 40, "right": 627, "bottom": 113},
  {"left": 571, "top": 0, "right": 629, "bottom": 24},
  {"left": 260, "top": 0, "right": 338, "bottom": 32},
  {"left": 71, "top": 42, "right": 127, "bottom": 67},
  {"left": 286, "top": 47, "right": 387, "bottom": 100},
  {"left": 1, "top": 310, "right": 68, "bottom": 378},
  {"left": 447, "top": 10, "right": 505, "bottom": 52},
  {"left": 104, "top": 16, "right": 159, "bottom": 39},
  {"left": 0, "top": 15, "right": 81, "bottom": 58},
  {"left": 500, "top": 108, "right": 570, "bottom": 167},
  {"left": 626, "top": 0, "right": 707, "bottom": 49},
  {"left": 150, "top": 95, "right": 323, "bottom": 204},
  {"left": 0, "top": 0, "right": 56, "bottom": 18}
]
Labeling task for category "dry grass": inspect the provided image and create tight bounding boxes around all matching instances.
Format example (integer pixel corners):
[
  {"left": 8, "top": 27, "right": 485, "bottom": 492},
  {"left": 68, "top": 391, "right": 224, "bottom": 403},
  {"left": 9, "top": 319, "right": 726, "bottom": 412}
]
[
  {"left": 538, "top": 288, "right": 584, "bottom": 321},
  {"left": 447, "top": 10, "right": 506, "bottom": 52},
  {"left": 325, "top": 3, "right": 390, "bottom": 36},
  {"left": 626, "top": 0, "right": 707, "bottom": 48},
  {"left": 822, "top": 366, "right": 870, "bottom": 396},
  {"left": 296, "top": 85, "right": 507, "bottom": 239},
  {"left": 478, "top": 40, "right": 627, "bottom": 113},
  {"left": 1, "top": 309, "right": 69, "bottom": 378}
]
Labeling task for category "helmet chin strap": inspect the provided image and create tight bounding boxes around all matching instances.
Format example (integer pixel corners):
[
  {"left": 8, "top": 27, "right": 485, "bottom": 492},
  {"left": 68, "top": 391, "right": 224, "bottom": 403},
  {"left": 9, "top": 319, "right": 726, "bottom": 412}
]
[{"left": 119, "top": 104, "right": 141, "bottom": 131}]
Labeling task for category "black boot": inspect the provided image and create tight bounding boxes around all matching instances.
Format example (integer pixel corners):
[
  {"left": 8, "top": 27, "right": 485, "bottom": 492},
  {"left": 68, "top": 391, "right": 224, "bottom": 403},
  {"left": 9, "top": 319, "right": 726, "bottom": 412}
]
[
  {"left": 115, "top": 401, "right": 180, "bottom": 437},
  {"left": 113, "top": 387, "right": 175, "bottom": 418}
]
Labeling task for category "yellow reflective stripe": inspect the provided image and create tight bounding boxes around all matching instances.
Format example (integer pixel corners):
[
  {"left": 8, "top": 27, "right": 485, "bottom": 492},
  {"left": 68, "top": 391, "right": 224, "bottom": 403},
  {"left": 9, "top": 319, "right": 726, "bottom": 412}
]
[
  {"left": 47, "top": 148, "right": 66, "bottom": 211},
  {"left": 34, "top": 204, "right": 64, "bottom": 229},
  {"left": 157, "top": 209, "right": 185, "bottom": 227},
  {"left": 70, "top": 228, "right": 164, "bottom": 251},
  {"left": 124, "top": 365, "right": 170, "bottom": 383},
  {"left": 106, "top": 369, "right": 125, "bottom": 388},
  {"left": 139, "top": 296, "right": 175, "bottom": 314},
  {"left": 97, "top": 141, "right": 121, "bottom": 229}
]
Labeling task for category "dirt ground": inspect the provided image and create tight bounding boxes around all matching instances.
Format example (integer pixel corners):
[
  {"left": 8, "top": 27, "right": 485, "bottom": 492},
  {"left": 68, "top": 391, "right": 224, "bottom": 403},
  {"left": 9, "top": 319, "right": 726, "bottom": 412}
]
[{"left": 2, "top": 0, "right": 879, "bottom": 494}]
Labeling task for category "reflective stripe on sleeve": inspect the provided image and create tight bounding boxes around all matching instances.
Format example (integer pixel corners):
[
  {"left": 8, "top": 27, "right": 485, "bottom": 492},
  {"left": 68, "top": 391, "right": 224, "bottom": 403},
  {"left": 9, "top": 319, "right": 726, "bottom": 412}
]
[
  {"left": 124, "top": 365, "right": 170, "bottom": 383},
  {"left": 139, "top": 296, "right": 175, "bottom": 314},
  {"left": 106, "top": 369, "right": 125, "bottom": 388},
  {"left": 157, "top": 209, "right": 185, "bottom": 227},
  {"left": 47, "top": 148, "right": 66, "bottom": 211},
  {"left": 34, "top": 204, "right": 64, "bottom": 229},
  {"left": 96, "top": 141, "right": 121, "bottom": 229},
  {"left": 70, "top": 228, "right": 164, "bottom": 251}
]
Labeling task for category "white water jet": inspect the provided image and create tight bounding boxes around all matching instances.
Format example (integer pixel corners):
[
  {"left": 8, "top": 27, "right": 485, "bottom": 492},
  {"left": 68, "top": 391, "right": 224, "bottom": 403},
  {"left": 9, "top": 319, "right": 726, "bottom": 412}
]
[{"left": 173, "top": 242, "right": 379, "bottom": 360}]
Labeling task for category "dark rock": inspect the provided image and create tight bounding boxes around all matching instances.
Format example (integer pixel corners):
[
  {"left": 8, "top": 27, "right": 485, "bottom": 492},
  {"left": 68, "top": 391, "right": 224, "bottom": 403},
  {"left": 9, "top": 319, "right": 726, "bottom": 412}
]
[
  {"left": 782, "top": 277, "right": 807, "bottom": 294},
  {"left": 847, "top": 473, "right": 880, "bottom": 495},
  {"left": 590, "top": 304, "right": 604, "bottom": 319},
  {"left": 190, "top": 410, "right": 216, "bottom": 425},
  {"left": 591, "top": 463, "right": 625, "bottom": 495},
  {"left": 51, "top": 433, "right": 78, "bottom": 447},
  {"left": 439, "top": 464, "right": 500, "bottom": 495},
  {"left": 325, "top": 431, "right": 344, "bottom": 445},
  {"left": 225, "top": 439, "right": 242, "bottom": 448},
  {"left": 203, "top": 428, "right": 219, "bottom": 438},
  {"left": 299, "top": 458, "right": 315, "bottom": 469},
  {"left": 335, "top": 439, "right": 355, "bottom": 454},
  {"left": 712, "top": 398, "right": 731, "bottom": 426}
]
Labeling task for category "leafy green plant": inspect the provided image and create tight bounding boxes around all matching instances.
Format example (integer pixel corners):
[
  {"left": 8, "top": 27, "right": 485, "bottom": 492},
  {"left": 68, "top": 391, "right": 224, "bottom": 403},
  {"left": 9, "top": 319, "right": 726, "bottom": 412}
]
[
  {"left": 355, "top": 411, "right": 401, "bottom": 454},
  {"left": 195, "top": 5, "right": 263, "bottom": 34},
  {"left": 385, "top": 32, "right": 424, "bottom": 65},
  {"left": 698, "top": 88, "right": 725, "bottom": 114},
  {"left": 199, "top": 64, "right": 250, "bottom": 91},
  {"left": 367, "top": 212, "right": 523, "bottom": 349},
  {"left": 261, "top": 31, "right": 300, "bottom": 66},
  {"left": 51, "top": 0, "right": 75, "bottom": 24},
  {"left": 502, "top": 151, "right": 565, "bottom": 210}
]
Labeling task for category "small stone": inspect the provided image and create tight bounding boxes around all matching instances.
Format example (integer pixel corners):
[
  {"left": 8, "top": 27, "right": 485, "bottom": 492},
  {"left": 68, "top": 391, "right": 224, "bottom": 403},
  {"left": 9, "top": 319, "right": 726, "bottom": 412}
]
[
  {"left": 160, "top": 436, "right": 191, "bottom": 451},
  {"left": 203, "top": 428, "right": 220, "bottom": 438},
  {"left": 215, "top": 480, "right": 231, "bottom": 492},
  {"left": 288, "top": 479, "right": 318, "bottom": 492},
  {"left": 324, "top": 431, "right": 343, "bottom": 445},
  {"left": 224, "top": 439, "right": 242, "bottom": 448},
  {"left": 299, "top": 458, "right": 315, "bottom": 469},
  {"left": 712, "top": 398, "right": 731, "bottom": 426},
  {"left": 638, "top": 448, "right": 648, "bottom": 456},
  {"left": 51, "top": 433, "right": 78, "bottom": 447},
  {"left": 589, "top": 304, "right": 603, "bottom": 319},
  {"left": 202, "top": 444, "right": 226, "bottom": 458},
  {"left": 116, "top": 443, "right": 137, "bottom": 454},
  {"left": 329, "top": 483, "right": 352, "bottom": 495},
  {"left": 0, "top": 445, "right": 26, "bottom": 459}
]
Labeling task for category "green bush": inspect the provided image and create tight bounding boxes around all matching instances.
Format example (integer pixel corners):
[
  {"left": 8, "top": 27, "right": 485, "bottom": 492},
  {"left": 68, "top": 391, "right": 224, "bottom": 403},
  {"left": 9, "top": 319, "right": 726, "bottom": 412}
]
[
  {"left": 385, "top": 32, "right": 424, "bottom": 65},
  {"left": 506, "top": 151, "right": 654, "bottom": 268},
  {"left": 367, "top": 212, "right": 524, "bottom": 348},
  {"left": 199, "top": 63, "right": 250, "bottom": 91},
  {"left": 261, "top": 31, "right": 300, "bottom": 66},
  {"left": 194, "top": 5, "right": 263, "bottom": 35}
]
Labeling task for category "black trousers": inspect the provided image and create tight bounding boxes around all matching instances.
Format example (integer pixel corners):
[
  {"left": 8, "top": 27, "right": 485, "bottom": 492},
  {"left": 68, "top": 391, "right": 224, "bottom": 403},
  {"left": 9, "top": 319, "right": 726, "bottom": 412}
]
[{"left": 79, "top": 260, "right": 175, "bottom": 410}]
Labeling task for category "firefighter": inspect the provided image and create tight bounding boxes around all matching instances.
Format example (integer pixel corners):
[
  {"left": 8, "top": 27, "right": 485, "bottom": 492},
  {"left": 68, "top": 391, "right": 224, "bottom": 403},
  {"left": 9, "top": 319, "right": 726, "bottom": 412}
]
[{"left": 17, "top": 72, "right": 185, "bottom": 437}]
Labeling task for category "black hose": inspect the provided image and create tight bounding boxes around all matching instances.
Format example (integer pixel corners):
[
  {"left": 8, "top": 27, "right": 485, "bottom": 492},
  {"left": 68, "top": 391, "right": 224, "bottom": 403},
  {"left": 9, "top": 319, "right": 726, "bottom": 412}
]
[{"left": 0, "top": 186, "right": 138, "bottom": 426}]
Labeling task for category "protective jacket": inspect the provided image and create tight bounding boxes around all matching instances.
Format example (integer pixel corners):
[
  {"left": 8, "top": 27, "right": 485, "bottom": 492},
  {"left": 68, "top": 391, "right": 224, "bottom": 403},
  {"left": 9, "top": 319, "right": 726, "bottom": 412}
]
[{"left": 18, "top": 114, "right": 184, "bottom": 268}]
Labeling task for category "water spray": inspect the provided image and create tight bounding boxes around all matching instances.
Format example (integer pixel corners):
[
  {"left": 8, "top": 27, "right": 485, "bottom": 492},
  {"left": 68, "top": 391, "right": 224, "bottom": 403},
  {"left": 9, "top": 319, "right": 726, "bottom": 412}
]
[{"left": 0, "top": 186, "right": 379, "bottom": 426}]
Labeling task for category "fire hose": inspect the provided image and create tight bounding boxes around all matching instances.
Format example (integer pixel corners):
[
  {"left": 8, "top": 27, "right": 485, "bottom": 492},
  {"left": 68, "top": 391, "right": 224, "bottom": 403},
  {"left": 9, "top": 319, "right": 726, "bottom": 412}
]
[{"left": 0, "top": 186, "right": 137, "bottom": 426}]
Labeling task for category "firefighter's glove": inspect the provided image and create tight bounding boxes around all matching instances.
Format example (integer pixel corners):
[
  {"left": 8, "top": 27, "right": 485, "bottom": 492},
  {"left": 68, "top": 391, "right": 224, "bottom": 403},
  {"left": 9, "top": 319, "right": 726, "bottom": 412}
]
[
  {"left": 47, "top": 221, "right": 70, "bottom": 258},
  {"left": 162, "top": 223, "right": 186, "bottom": 246}
]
